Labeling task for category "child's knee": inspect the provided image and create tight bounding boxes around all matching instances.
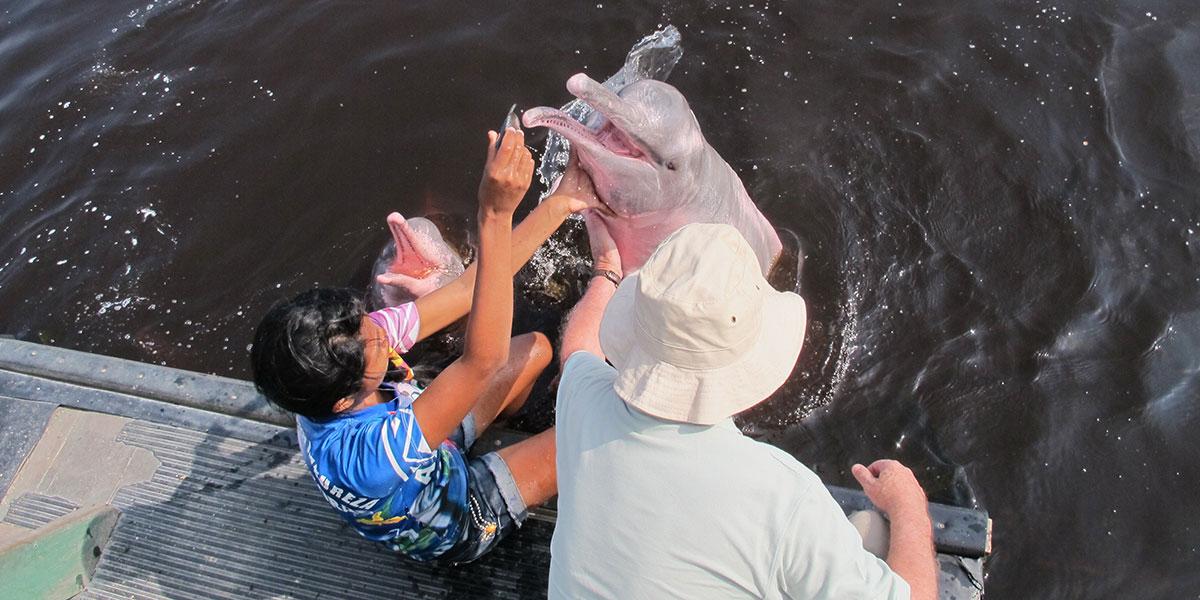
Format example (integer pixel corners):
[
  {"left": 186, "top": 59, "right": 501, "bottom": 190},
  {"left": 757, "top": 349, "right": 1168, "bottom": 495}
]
[
  {"left": 513, "top": 331, "right": 552, "bottom": 371},
  {"left": 528, "top": 331, "right": 552, "bottom": 369}
]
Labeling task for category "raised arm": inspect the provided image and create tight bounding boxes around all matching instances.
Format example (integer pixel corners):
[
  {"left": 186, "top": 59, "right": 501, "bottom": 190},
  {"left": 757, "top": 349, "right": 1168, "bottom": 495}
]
[
  {"left": 852, "top": 460, "right": 938, "bottom": 600},
  {"left": 414, "top": 155, "right": 606, "bottom": 340},
  {"left": 559, "top": 211, "right": 622, "bottom": 367},
  {"left": 411, "top": 128, "right": 530, "bottom": 446}
]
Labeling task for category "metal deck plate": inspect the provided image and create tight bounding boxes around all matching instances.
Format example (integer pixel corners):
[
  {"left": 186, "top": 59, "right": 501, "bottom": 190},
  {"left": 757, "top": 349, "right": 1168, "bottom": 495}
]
[
  {"left": 81, "top": 419, "right": 552, "bottom": 600},
  {"left": 0, "top": 396, "right": 56, "bottom": 501},
  {"left": 2, "top": 493, "right": 79, "bottom": 530}
]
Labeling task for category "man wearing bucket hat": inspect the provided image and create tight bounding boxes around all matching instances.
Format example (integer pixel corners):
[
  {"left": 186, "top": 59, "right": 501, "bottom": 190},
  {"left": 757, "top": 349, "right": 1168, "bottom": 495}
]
[{"left": 550, "top": 221, "right": 937, "bottom": 599}]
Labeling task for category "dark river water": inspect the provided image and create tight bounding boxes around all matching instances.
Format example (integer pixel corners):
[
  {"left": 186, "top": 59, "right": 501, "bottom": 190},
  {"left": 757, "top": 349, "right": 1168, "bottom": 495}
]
[{"left": 3, "top": 0, "right": 1199, "bottom": 597}]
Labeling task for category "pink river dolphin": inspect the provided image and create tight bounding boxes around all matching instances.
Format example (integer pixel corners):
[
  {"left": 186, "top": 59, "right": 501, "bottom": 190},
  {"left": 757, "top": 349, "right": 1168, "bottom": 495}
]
[
  {"left": 523, "top": 73, "right": 782, "bottom": 275},
  {"left": 370, "top": 212, "right": 464, "bottom": 307}
]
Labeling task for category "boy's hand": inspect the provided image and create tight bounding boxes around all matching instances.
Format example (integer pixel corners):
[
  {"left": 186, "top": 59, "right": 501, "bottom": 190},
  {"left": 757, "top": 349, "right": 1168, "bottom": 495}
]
[
  {"left": 851, "top": 460, "right": 929, "bottom": 520},
  {"left": 479, "top": 128, "right": 534, "bottom": 217},
  {"left": 584, "top": 210, "right": 621, "bottom": 278},
  {"left": 555, "top": 154, "right": 613, "bottom": 216}
]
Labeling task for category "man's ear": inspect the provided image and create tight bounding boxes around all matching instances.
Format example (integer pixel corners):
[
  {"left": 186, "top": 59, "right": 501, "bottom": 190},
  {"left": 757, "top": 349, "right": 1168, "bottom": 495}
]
[{"left": 331, "top": 396, "right": 356, "bottom": 414}]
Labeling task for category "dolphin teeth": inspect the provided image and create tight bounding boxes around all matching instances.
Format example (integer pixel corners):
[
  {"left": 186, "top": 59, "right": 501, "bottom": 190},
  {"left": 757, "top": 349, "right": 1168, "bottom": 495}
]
[{"left": 532, "top": 110, "right": 645, "bottom": 161}]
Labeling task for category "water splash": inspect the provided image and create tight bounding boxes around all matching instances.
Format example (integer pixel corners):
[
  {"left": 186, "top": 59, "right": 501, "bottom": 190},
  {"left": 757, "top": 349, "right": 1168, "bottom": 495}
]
[{"left": 535, "top": 25, "right": 683, "bottom": 199}]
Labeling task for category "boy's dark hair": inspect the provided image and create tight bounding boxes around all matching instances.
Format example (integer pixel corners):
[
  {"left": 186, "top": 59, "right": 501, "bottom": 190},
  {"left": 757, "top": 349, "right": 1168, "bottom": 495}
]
[{"left": 251, "top": 288, "right": 368, "bottom": 420}]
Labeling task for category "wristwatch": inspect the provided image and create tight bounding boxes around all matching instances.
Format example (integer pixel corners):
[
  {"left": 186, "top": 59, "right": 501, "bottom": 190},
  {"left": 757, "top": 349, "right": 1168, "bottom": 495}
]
[{"left": 592, "top": 268, "right": 622, "bottom": 287}]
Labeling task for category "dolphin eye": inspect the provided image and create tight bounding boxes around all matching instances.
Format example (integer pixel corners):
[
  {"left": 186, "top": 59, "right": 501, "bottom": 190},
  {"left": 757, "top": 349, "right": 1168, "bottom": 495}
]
[{"left": 666, "top": 161, "right": 677, "bottom": 170}]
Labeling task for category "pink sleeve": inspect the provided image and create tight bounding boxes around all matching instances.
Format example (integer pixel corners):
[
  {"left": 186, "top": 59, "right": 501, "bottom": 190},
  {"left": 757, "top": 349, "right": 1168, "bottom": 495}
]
[{"left": 367, "top": 302, "right": 421, "bottom": 354}]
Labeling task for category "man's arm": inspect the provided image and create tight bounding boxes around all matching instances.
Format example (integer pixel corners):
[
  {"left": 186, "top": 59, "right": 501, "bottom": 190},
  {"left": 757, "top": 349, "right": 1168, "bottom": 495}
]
[
  {"left": 411, "top": 128, "right": 530, "bottom": 446},
  {"left": 560, "top": 278, "right": 616, "bottom": 365},
  {"left": 852, "top": 460, "right": 938, "bottom": 600},
  {"left": 414, "top": 157, "right": 603, "bottom": 341},
  {"left": 559, "top": 211, "right": 621, "bottom": 368}
]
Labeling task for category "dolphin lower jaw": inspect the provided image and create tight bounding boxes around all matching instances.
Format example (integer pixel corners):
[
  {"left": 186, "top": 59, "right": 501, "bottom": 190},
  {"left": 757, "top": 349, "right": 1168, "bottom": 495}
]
[
  {"left": 594, "top": 176, "right": 665, "bottom": 218},
  {"left": 603, "top": 208, "right": 693, "bottom": 272}
]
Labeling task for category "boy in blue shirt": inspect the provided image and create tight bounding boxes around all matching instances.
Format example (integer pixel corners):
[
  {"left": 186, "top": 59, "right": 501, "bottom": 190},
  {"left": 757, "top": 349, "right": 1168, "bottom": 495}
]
[{"left": 251, "top": 129, "right": 602, "bottom": 562}]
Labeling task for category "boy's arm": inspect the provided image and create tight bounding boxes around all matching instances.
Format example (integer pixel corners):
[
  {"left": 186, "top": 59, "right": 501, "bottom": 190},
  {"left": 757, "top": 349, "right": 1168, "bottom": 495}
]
[
  {"left": 414, "top": 156, "right": 604, "bottom": 341},
  {"left": 411, "top": 129, "right": 530, "bottom": 447},
  {"left": 559, "top": 211, "right": 621, "bottom": 368}
]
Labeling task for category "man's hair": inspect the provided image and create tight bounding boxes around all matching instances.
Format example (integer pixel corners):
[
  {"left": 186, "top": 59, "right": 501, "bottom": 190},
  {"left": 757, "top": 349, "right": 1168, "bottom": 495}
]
[{"left": 251, "top": 288, "right": 368, "bottom": 420}]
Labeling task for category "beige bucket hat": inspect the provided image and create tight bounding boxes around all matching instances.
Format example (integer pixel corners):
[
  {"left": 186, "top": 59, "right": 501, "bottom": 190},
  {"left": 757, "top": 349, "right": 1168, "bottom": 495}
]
[{"left": 599, "top": 223, "right": 807, "bottom": 425}]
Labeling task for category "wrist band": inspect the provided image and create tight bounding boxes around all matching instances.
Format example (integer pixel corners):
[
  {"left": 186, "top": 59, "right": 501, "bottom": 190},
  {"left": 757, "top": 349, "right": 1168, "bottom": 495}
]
[{"left": 592, "top": 269, "right": 622, "bottom": 287}]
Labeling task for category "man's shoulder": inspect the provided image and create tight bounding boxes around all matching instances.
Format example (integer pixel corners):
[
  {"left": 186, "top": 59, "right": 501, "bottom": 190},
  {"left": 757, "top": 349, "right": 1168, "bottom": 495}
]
[
  {"left": 557, "top": 352, "right": 617, "bottom": 406},
  {"left": 562, "top": 351, "right": 613, "bottom": 378},
  {"left": 717, "top": 432, "right": 827, "bottom": 496},
  {"left": 555, "top": 352, "right": 624, "bottom": 445}
]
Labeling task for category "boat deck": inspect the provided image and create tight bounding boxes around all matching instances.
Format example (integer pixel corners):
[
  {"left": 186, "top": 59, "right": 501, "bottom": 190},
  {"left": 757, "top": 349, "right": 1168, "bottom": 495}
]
[
  {"left": 0, "top": 339, "right": 984, "bottom": 599},
  {"left": 0, "top": 397, "right": 552, "bottom": 599}
]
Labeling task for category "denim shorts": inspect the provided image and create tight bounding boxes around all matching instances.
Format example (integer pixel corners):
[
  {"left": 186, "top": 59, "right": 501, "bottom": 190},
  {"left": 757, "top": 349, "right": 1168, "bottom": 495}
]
[{"left": 437, "top": 413, "right": 529, "bottom": 564}]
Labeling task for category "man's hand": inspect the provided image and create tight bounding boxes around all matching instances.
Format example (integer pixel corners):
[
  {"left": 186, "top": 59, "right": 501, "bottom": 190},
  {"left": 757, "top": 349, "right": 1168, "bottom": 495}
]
[
  {"left": 479, "top": 128, "right": 534, "bottom": 216},
  {"left": 851, "top": 460, "right": 928, "bottom": 519},
  {"left": 555, "top": 154, "right": 613, "bottom": 215},
  {"left": 584, "top": 210, "right": 621, "bottom": 278}
]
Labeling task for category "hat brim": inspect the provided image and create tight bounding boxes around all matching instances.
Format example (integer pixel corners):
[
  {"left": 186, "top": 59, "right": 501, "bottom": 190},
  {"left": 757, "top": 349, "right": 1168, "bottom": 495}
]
[{"left": 599, "top": 273, "right": 807, "bottom": 425}]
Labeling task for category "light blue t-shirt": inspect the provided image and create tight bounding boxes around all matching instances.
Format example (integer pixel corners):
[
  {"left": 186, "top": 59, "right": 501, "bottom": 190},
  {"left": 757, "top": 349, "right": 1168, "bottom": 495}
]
[{"left": 550, "top": 352, "right": 910, "bottom": 600}]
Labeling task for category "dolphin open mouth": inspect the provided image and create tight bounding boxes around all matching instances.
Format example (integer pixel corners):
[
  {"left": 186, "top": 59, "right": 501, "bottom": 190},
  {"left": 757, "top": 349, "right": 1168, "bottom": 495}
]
[
  {"left": 386, "top": 213, "right": 442, "bottom": 277},
  {"left": 523, "top": 107, "right": 649, "bottom": 163}
]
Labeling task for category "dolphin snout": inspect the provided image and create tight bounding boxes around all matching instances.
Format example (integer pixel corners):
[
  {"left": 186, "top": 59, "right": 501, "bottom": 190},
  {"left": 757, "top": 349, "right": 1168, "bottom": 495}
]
[
  {"left": 565, "top": 73, "right": 646, "bottom": 135},
  {"left": 385, "top": 213, "right": 462, "bottom": 278},
  {"left": 373, "top": 212, "right": 466, "bottom": 305}
]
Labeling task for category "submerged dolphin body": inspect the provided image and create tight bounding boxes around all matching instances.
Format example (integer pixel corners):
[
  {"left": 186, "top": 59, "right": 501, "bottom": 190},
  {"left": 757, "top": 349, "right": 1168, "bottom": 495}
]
[
  {"left": 370, "top": 212, "right": 465, "bottom": 307},
  {"left": 523, "top": 74, "right": 782, "bottom": 274}
]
